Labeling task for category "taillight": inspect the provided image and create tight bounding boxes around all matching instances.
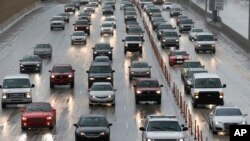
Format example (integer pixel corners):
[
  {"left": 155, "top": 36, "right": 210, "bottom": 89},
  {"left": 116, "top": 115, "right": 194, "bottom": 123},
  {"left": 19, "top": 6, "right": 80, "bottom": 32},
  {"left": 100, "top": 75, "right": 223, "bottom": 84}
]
[
  {"left": 184, "top": 55, "right": 189, "bottom": 60},
  {"left": 170, "top": 56, "right": 176, "bottom": 60}
]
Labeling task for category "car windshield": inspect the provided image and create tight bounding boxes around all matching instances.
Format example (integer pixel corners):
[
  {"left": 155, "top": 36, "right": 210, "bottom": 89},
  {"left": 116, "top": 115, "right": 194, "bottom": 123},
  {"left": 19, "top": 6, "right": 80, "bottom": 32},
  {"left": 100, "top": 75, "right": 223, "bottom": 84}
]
[
  {"left": 3, "top": 78, "right": 30, "bottom": 88},
  {"left": 65, "top": 3, "right": 74, "bottom": 7},
  {"left": 75, "top": 20, "right": 89, "bottom": 25},
  {"left": 170, "top": 51, "right": 186, "bottom": 56},
  {"left": 102, "top": 23, "right": 113, "bottom": 27},
  {"left": 172, "top": 8, "right": 181, "bottom": 11},
  {"left": 147, "top": 121, "right": 181, "bottom": 131},
  {"left": 79, "top": 13, "right": 89, "bottom": 16},
  {"left": 125, "top": 36, "right": 142, "bottom": 41},
  {"left": 128, "top": 28, "right": 143, "bottom": 33},
  {"left": 159, "top": 24, "right": 173, "bottom": 29},
  {"left": 126, "top": 12, "right": 136, "bottom": 15},
  {"left": 26, "top": 103, "right": 51, "bottom": 112},
  {"left": 192, "top": 29, "right": 203, "bottom": 32},
  {"left": 194, "top": 78, "right": 222, "bottom": 88},
  {"left": 73, "top": 32, "right": 85, "bottom": 36},
  {"left": 22, "top": 56, "right": 40, "bottom": 61},
  {"left": 187, "top": 70, "right": 207, "bottom": 79},
  {"left": 104, "top": 5, "right": 112, "bottom": 9},
  {"left": 105, "top": 18, "right": 115, "bottom": 21},
  {"left": 162, "top": 32, "right": 178, "bottom": 37},
  {"left": 197, "top": 35, "right": 215, "bottom": 41},
  {"left": 137, "top": 80, "right": 159, "bottom": 88},
  {"left": 215, "top": 108, "right": 242, "bottom": 116},
  {"left": 95, "top": 44, "right": 111, "bottom": 50},
  {"left": 35, "top": 44, "right": 51, "bottom": 49},
  {"left": 164, "top": 2, "right": 172, "bottom": 5},
  {"left": 53, "top": 66, "right": 72, "bottom": 73},
  {"left": 95, "top": 57, "right": 110, "bottom": 62},
  {"left": 183, "top": 62, "right": 202, "bottom": 68},
  {"left": 91, "top": 84, "right": 112, "bottom": 91},
  {"left": 131, "top": 62, "right": 148, "bottom": 68},
  {"left": 52, "top": 17, "right": 63, "bottom": 21},
  {"left": 178, "top": 16, "right": 188, "bottom": 20},
  {"left": 181, "top": 19, "right": 193, "bottom": 24},
  {"left": 90, "top": 65, "right": 112, "bottom": 73},
  {"left": 58, "top": 13, "right": 69, "bottom": 16},
  {"left": 150, "top": 9, "right": 161, "bottom": 12},
  {"left": 79, "top": 117, "right": 107, "bottom": 126}
]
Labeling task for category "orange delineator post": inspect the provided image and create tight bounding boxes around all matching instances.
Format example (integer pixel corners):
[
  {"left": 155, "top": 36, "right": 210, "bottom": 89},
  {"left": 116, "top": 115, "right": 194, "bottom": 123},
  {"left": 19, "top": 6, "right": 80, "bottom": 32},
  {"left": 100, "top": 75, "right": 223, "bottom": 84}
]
[{"left": 194, "top": 120, "right": 197, "bottom": 140}]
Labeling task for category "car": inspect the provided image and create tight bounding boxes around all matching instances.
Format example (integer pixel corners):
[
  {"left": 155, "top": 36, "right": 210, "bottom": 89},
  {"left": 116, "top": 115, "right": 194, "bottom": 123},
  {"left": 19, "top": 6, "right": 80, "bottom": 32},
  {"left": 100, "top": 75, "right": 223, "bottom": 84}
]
[
  {"left": 33, "top": 43, "right": 52, "bottom": 58},
  {"left": 123, "top": 5, "right": 136, "bottom": 12},
  {"left": 83, "top": 5, "right": 95, "bottom": 13},
  {"left": 189, "top": 28, "right": 204, "bottom": 41},
  {"left": 86, "top": 62, "right": 115, "bottom": 88},
  {"left": 73, "top": 20, "right": 91, "bottom": 35},
  {"left": 159, "top": 30, "right": 181, "bottom": 49},
  {"left": 153, "top": 0, "right": 164, "bottom": 5},
  {"left": 102, "top": 5, "right": 114, "bottom": 15},
  {"left": 125, "top": 20, "right": 139, "bottom": 31},
  {"left": 170, "top": 7, "right": 182, "bottom": 17},
  {"left": 78, "top": 12, "right": 91, "bottom": 21},
  {"left": 128, "top": 61, "right": 151, "bottom": 80},
  {"left": 190, "top": 73, "right": 226, "bottom": 108},
  {"left": 92, "top": 43, "right": 113, "bottom": 61},
  {"left": 57, "top": 13, "right": 70, "bottom": 23},
  {"left": 120, "top": 1, "right": 133, "bottom": 10},
  {"left": 105, "top": 1, "right": 115, "bottom": 10},
  {"left": 149, "top": 13, "right": 162, "bottom": 21},
  {"left": 93, "top": 56, "right": 111, "bottom": 64},
  {"left": 168, "top": 50, "right": 189, "bottom": 66},
  {"left": 127, "top": 26, "right": 144, "bottom": 40},
  {"left": 151, "top": 17, "right": 166, "bottom": 30},
  {"left": 89, "top": 82, "right": 116, "bottom": 105},
  {"left": 209, "top": 106, "right": 248, "bottom": 134},
  {"left": 74, "top": 114, "right": 112, "bottom": 141},
  {"left": 178, "top": 19, "right": 195, "bottom": 33},
  {"left": 176, "top": 15, "right": 188, "bottom": 25},
  {"left": 64, "top": 3, "right": 76, "bottom": 13},
  {"left": 72, "top": 1, "right": 80, "bottom": 9},
  {"left": 143, "top": 3, "right": 154, "bottom": 11},
  {"left": 80, "top": 0, "right": 89, "bottom": 5},
  {"left": 21, "top": 102, "right": 56, "bottom": 130},
  {"left": 183, "top": 68, "right": 208, "bottom": 94},
  {"left": 162, "top": 2, "right": 173, "bottom": 10},
  {"left": 19, "top": 55, "right": 42, "bottom": 73},
  {"left": 124, "top": 11, "right": 137, "bottom": 22},
  {"left": 140, "top": 0, "right": 153, "bottom": 9},
  {"left": 139, "top": 115, "right": 188, "bottom": 141},
  {"left": 71, "top": 31, "right": 87, "bottom": 45},
  {"left": 103, "top": 16, "right": 116, "bottom": 28},
  {"left": 156, "top": 23, "right": 176, "bottom": 34},
  {"left": 49, "top": 64, "right": 75, "bottom": 88},
  {"left": 194, "top": 32, "right": 217, "bottom": 54},
  {"left": 50, "top": 16, "right": 65, "bottom": 30},
  {"left": 133, "top": 78, "right": 163, "bottom": 104},
  {"left": 180, "top": 60, "right": 204, "bottom": 80},
  {"left": 146, "top": 7, "right": 161, "bottom": 18},
  {"left": 100, "top": 22, "right": 114, "bottom": 35},
  {"left": 89, "top": 1, "right": 99, "bottom": 7},
  {"left": 122, "top": 35, "right": 144, "bottom": 54},
  {"left": 1, "top": 74, "right": 35, "bottom": 108}
]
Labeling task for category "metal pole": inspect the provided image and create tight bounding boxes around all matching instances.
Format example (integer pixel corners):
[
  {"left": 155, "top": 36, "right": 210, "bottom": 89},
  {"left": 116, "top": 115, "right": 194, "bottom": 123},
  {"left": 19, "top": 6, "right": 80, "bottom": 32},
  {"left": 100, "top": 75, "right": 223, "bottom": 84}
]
[{"left": 248, "top": 0, "right": 250, "bottom": 40}]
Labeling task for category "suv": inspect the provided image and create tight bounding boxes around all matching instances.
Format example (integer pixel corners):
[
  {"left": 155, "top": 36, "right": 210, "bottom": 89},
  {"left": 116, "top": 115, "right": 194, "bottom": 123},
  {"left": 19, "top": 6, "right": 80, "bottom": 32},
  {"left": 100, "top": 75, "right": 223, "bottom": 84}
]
[
  {"left": 170, "top": 7, "right": 182, "bottom": 17},
  {"left": 92, "top": 43, "right": 113, "bottom": 61},
  {"left": 133, "top": 78, "right": 163, "bottom": 104},
  {"left": 1, "top": 74, "right": 35, "bottom": 108},
  {"left": 19, "top": 55, "right": 42, "bottom": 73},
  {"left": 190, "top": 73, "right": 226, "bottom": 108},
  {"left": 194, "top": 32, "right": 217, "bottom": 54},
  {"left": 127, "top": 26, "right": 144, "bottom": 40},
  {"left": 124, "top": 11, "right": 137, "bottom": 22},
  {"left": 50, "top": 16, "right": 65, "bottom": 30},
  {"left": 160, "top": 30, "right": 181, "bottom": 49},
  {"left": 73, "top": 20, "right": 91, "bottom": 35},
  {"left": 178, "top": 19, "right": 194, "bottom": 33},
  {"left": 86, "top": 62, "right": 115, "bottom": 88},
  {"left": 122, "top": 35, "right": 144, "bottom": 54},
  {"left": 49, "top": 64, "right": 75, "bottom": 88},
  {"left": 139, "top": 115, "right": 188, "bottom": 141}
]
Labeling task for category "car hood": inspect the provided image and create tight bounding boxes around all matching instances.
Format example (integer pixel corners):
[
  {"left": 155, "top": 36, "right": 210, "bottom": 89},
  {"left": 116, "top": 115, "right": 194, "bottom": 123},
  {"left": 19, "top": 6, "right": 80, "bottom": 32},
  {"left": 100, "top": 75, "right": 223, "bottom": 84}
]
[
  {"left": 194, "top": 88, "right": 223, "bottom": 93},
  {"left": 52, "top": 72, "right": 72, "bottom": 75},
  {"left": 145, "top": 131, "right": 184, "bottom": 139},
  {"left": 180, "top": 23, "right": 193, "bottom": 26},
  {"left": 72, "top": 35, "right": 85, "bottom": 39},
  {"left": 137, "top": 87, "right": 160, "bottom": 91},
  {"left": 22, "top": 112, "right": 52, "bottom": 118},
  {"left": 101, "top": 27, "right": 113, "bottom": 30},
  {"left": 125, "top": 41, "right": 142, "bottom": 44},
  {"left": 34, "top": 48, "right": 51, "bottom": 52},
  {"left": 51, "top": 21, "right": 64, "bottom": 24},
  {"left": 20, "top": 61, "right": 41, "bottom": 65},
  {"left": 89, "top": 91, "right": 114, "bottom": 96},
  {"left": 89, "top": 73, "right": 112, "bottom": 77},
  {"left": 196, "top": 41, "right": 215, "bottom": 45},
  {"left": 3, "top": 88, "right": 31, "bottom": 93},
  {"left": 130, "top": 68, "right": 149, "bottom": 72},
  {"left": 213, "top": 116, "right": 246, "bottom": 123},
  {"left": 76, "top": 126, "right": 108, "bottom": 133}
]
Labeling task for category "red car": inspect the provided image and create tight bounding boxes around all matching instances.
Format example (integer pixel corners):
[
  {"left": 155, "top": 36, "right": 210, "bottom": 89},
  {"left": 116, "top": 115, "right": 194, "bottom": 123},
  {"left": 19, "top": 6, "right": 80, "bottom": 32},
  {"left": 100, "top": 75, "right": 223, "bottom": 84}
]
[
  {"left": 168, "top": 50, "right": 189, "bottom": 66},
  {"left": 133, "top": 78, "right": 163, "bottom": 104},
  {"left": 21, "top": 102, "right": 56, "bottom": 130},
  {"left": 49, "top": 64, "right": 75, "bottom": 88}
]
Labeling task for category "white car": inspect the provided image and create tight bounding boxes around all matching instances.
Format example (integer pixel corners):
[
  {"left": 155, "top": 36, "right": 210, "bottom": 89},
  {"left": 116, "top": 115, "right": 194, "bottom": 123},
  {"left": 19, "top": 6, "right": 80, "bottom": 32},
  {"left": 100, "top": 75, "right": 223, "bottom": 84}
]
[
  {"left": 188, "top": 28, "right": 204, "bottom": 41},
  {"left": 50, "top": 16, "right": 65, "bottom": 30},
  {"left": 194, "top": 32, "right": 217, "bottom": 54},
  {"left": 100, "top": 22, "right": 114, "bottom": 35},
  {"left": 71, "top": 31, "right": 87, "bottom": 45},
  {"left": 162, "top": 2, "right": 172, "bottom": 10},
  {"left": 88, "top": 82, "right": 116, "bottom": 105},
  {"left": 209, "top": 106, "right": 248, "bottom": 134},
  {"left": 139, "top": 115, "right": 188, "bottom": 141},
  {"left": 103, "top": 16, "right": 116, "bottom": 28}
]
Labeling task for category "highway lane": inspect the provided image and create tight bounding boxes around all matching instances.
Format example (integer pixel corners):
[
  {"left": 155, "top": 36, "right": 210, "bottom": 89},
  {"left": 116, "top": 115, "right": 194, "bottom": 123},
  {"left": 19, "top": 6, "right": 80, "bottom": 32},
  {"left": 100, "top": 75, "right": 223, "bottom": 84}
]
[
  {"left": 141, "top": 3, "right": 250, "bottom": 141},
  {"left": 0, "top": 1, "right": 190, "bottom": 141}
]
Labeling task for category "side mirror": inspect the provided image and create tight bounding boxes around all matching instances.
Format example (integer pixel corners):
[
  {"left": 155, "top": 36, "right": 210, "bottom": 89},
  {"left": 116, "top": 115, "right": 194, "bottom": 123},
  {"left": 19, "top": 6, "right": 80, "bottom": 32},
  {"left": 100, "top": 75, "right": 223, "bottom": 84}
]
[
  {"left": 122, "top": 39, "right": 125, "bottom": 42},
  {"left": 174, "top": 27, "right": 176, "bottom": 29},
  {"left": 108, "top": 123, "right": 112, "bottom": 126},
  {"left": 112, "top": 70, "right": 115, "bottom": 73},
  {"left": 89, "top": 23, "right": 92, "bottom": 25},
  {"left": 114, "top": 89, "right": 117, "bottom": 91},
  {"left": 73, "top": 70, "right": 76, "bottom": 72},
  {"left": 73, "top": 123, "right": 78, "bottom": 127},
  {"left": 128, "top": 66, "right": 131, "bottom": 68},
  {"left": 193, "top": 39, "right": 197, "bottom": 41},
  {"left": 139, "top": 127, "right": 145, "bottom": 131},
  {"left": 215, "top": 38, "right": 218, "bottom": 41},
  {"left": 111, "top": 47, "right": 114, "bottom": 49},
  {"left": 160, "top": 84, "right": 163, "bottom": 87},
  {"left": 53, "top": 108, "right": 56, "bottom": 112},
  {"left": 31, "top": 84, "right": 35, "bottom": 88},
  {"left": 142, "top": 39, "right": 145, "bottom": 42},
  {"left": 202, "top": 65, "right": 205, "bottom": 68},
  {"left": 182, "top": 127, "right": 188, "bottom": 131},
  {"left": 149, "top": 66, "right": 152, "bottom": 68},
  {"left": 178, "top": 35, "right": 181, "bottom": 37},
  {"left": 222, "top": 84, "right": 226, "bottom": 88},
  {"left": 73, "top": 24, "right": 75, "bottom": 25},
  {"left": 49, "top": 70, "right": 52, "bottom": 72},
  {"left": 86, "top": 71, "right": 89, "bottom": 73},
  {"left": 19, "top": 60, "right": 22, "bottom": 62},
  {"left": 190, "top": 85, "right": 193, "bottom": 88},
  {"left": 133, "top": 85, "right": 136, "bottom": 87}
]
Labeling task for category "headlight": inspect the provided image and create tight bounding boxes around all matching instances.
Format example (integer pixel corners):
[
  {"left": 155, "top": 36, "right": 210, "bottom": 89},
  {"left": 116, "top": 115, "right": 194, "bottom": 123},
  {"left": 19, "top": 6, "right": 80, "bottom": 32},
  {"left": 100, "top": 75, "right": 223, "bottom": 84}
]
[
  {"left": 75, "top": 27, "right": 78, "bottom": 30},
  {"left": 146, "top": 139, "right": 152, "bottom": 141},
  {"left": 51, "top": 75, "right": 55, "bottom": 78},
  {"left": 36, "top": 64, "right": 40, "bottom": 67},
  {"left": 94, "top": 51, "right": 97, "bottom": 54},
  {"left": 46, "top": 116, "right": 52, "bottom": 120},
  {"left": 100, "top": 132, "right": 106, "bottom": 135},
  {"left": 68, "top": 74, "right": 72, "bottom": 78},
  {"left": 108, "top": 95, "right": 113, "bottom": 98},
  {"left": 219, "top": 92, "right": 223, "bottom": 99},
  {"left": 91, "top": 95, "right": 96, "bottom": 98},
  {"left": 2, "top": 93, "right": 7, "bottom": 99},
  {"left": 146, "top": 71, "right": 150, "bottom": 74},
  {"left": 139, "top": 44, "right": 142, "bottom": 47},
  {"left": 106, "top": 77, "right": 112, "bottom": 80},
  {"left": 131, "top": 71, "right": 134, "bottom": 74},
  {"left": 179, "top": 139, "right": 184, "bottom": 141},
  {"left": 195, "top": 93, "right": 199, "bottom": 99},
  {"left": 198, "top": 44, "right": 201, "bottom": 47},
  {"left": 136, "top": 90, "right": 142, "bottom": 94},
  {"left": 108, "top": 51, "right": 111, "bottom": 54},
  {"left": 89, "top": 77, "right": 95, "bottom": 80},
  {"left": 20, "top": 64, "right": 24, "bottom": 67},
  {"left": 26, "top": 92, "right": 31, "bottom": 98},
  {"left": 80, "top": 132, "right": 85, "bottom": 136},
  {"left": 125, "top": 43, "right": 128, "bottom": 47},
  {"left": 156, "top": 90, "right": 161, "bottom": 94},
  {"left": 22, "top": 117, "right": 27, "bottom": 121},
  {"left": 176, "top": 39, "right": 179, "bottom": 42},
  {"left": 215, "top": 121, "right": 221, "bottom": 125},
  {"left": 162, "top": 39, "right": 166, "bottom": 42},
  {"left": 241, "top": 121, "right": 247, "bottom": 124},
  {"left": 86, "top": 27, "right": 89, "bottom": 29},
  {"left": 212, "top": 44, "right": 215, "bottom": 47}
]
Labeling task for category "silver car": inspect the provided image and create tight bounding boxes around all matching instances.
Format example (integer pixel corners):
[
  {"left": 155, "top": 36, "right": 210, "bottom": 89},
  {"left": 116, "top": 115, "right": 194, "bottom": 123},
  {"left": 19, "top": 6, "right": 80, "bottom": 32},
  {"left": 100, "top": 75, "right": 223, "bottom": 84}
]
[
  {"left": 129, "top": 61, "right": 151, "bottom": 80},
  {"left": 50, "top": 16, "right": 65, "bottom": 30},
  {"left": 100, "top": 22, "right": 114, "bottom": 35},
  {"left": 34, "top": 43, "right": 52, "bottom": 58},
  {"left": 88, "top": 82, "right": 116, "bottom": 106},
  {"left": 209, "top": 106, "right": 248, "bottom": 134},
  {"left": 189, "top": 28, "right": 204, "bottom": 41},
  {"left": 71, "top": 31, "right": 87, "bottom": 45},
  {"left": 103, "top": 16, "right": 116, "bottom": 28}
]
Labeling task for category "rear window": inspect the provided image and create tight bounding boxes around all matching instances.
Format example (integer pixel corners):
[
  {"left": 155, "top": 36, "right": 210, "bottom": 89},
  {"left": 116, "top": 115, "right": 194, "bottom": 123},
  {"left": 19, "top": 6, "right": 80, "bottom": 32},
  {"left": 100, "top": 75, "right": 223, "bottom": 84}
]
[
  {"left": 26, "top": 103, "right": 51, "bottom": 112},
  {"left": 3, "top": 78, "right": 30, "bottom": 88}
]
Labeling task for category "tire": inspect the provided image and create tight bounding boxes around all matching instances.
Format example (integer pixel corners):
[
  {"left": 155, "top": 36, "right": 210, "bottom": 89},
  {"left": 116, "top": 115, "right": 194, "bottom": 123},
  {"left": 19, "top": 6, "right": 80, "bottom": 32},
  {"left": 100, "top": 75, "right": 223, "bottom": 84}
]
[
  {"left": 50, "top": 27, "right": 53, "bottom": 30},
  {"left": 135, "top": 99, "right": 139, "bottom": 104},
  {"left": 193, "top": 102, "right": 197, "bottom": 108},
  {"left": 100, "top": 33, "right": 103, "bottom": 36},
  {"left": 195, "top": 48, "right": 199, "bottom": 54},
  {"left": 50, "top": 83, "right": 54, "bottom": 88},
  {"left": 179, "top": 30, "right": 182, "bottom": 33},
  {"left": 157, "top": 100, "right": 161, "bottom": 104},
  {"left": 213, "top": 50, "right": 216, "bottom": 54},
  {"left": 1, "top": 103, "right": 6, "bottom": 109},
  {"left": 70, "top": 82, "right": 74, "bottom": 88},
  {"left": 176, "top": 45, "right": 179, "bottom": 49},
  {"left": 212, "top": 130, "right": 217, "bottom": 135},
  {"left": 71, "top": 41, "right": 74, "bottom": 45}
]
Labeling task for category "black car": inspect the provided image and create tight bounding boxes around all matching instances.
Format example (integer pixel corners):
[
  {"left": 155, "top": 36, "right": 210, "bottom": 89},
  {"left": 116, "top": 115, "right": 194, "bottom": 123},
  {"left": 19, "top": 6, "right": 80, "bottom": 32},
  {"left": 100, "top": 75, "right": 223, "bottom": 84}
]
[
  {"left": 64, "top": 3, "right": 76, "bottom": 13},
  {"left": 86, "top": 62, "right": 115, "bottom": 88},
  {"left": 57, "top": 13, "right": 70, "bottom": 23},
  {"left": 74, "top": 114, "right": 112, "bottom": 141},
  {"left": 159, "top": 30, "right": 181, "bottom": 49},
  {"left": 124, "top": 11, "right": 137, "bottom": 22},
  {"left": 92, "top": 43, "right": 113, "bottom": 61},
  {"left": 79, "top": 0, "right": 89, "bottom": 5},
  {"left": 127, "top": 26, "right": 144, "bottom": 40},
  {"left": 73, "top": 20, "right": 91, "bottom": 35},
  {"left": 178, "top": 19, "right": 194, "bottom": 33},
  {"left": 146, "top": 8, "right": 161, "bottom": 18},
  {"left": 19, "top": 55, "right": 42, "bottom": 73},
  {"left": 102, "top": 5, "right": 114, "bottom": 15},
  {"left": 149, "top": 13, "right": 162, "bottom": 21},
  {"left": 105, "top": 1, "right": 115, "bottom": 10},
  {"left": 122, "top": 35, "right": 144, "bottom": 54},
  {"left": 176, "top": 15, "right": 188, "bottom": 25}
]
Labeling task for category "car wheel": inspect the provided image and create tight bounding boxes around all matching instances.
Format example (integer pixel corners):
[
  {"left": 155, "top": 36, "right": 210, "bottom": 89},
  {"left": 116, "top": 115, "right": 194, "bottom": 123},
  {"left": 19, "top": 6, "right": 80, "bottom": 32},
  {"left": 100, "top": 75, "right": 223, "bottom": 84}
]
[
  {"left": 213, "top": 50, "right": 216, "bottom": 54},
  {"left": 124, "top": 50, "right": 126, "bottom": 54},
  {"left": 193, "top": 102, "right": 197, "bottom": 108},
  {"left": 212, "top": 128, "right": 217, "bottom": 135},
  {"left": 176, "top": 45, "right": 179, "bottom": 49},
  {"left": 71, "top": 41, "right": 74, "bottom": 45},
  {"left": 70, "top": 82, "right": 74, "bottom": 88},
  {"left": 1, "top": 103, "right": 6, "bottom": 109},
  {"left": 157, "top": 100, "right": 161, "bottom": 104},
  {"left": 135, "top": 99, "right": 139, "bottom": 104},
  {"left": 50, "top": 83, "right": 54, "bottom": 88},
  {"left": 139, "top": 50, "right": 142, "bottom": 54},
  {"left": 49, "top": 125, "right": 54, "bottom": 130},
  {"left": 179, "top": 30, "right": 182, "bottom": 33},
  {"left": 195, "top": 48, "right": 199, "bottom": 54},
  {"left": 50, "top": 27, "right": 53, "bottom": 30}
]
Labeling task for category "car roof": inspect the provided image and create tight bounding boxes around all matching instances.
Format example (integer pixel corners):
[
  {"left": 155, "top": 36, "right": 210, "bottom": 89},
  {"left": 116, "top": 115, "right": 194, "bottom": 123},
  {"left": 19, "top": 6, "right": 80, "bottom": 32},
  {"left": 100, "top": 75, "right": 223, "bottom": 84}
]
[
  {"left": 215, "top": 106, "right": 240, "bottom": 110},
  {"left": 27, "top": 102, "right": 51, "bottom": 106},
  {"left": 95, "top": 56, "right": 110, "bottom": 59},
  {"left": 131, "top": 60, "right": 148, "bottom": 64},
  {"left": 92, "top": 82, "right": 113, "bottom": 85},
  {"left": 136, "top": 78, "right": 158, "bottom": 81},
  {"left": 4, "top": 74, "right": 30, "bottom": 79},
  {"left": 147, "top": 115, "right": 178, "bottom": 122},
  {"left": 91, "top": 62, "right": 111, "bottom": 66},
  {"left": 187, "top": 68, "right": 206, "bottom": 71},
  {"left": 183, "top": 60, "right": 200, "bottom": 63},
  {"left": 196, "top": 32, "right": 214, "bottom": 36},
  {"left": 53, "top": 64, "right": 72, "bottom": 67},
  {"left": 80, "top": 114, "right": 106, "bottom": 118},
  {"left": 126, "top": 34, "right": 141, "bottom": 37},
  {"left": 193, "top": 73, "right": 220, "bottom": 79}
]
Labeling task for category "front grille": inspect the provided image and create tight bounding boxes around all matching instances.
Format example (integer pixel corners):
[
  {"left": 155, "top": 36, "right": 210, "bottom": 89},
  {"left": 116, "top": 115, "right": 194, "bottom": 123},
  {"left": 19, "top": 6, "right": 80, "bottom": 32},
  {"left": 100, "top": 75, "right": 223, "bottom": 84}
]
[
  {"left": 55, "top": 75, "right": 69, "bottom": 79},
  {"left": 141, "top": 91, "right": 157, "bottom": 94},
  {"left": 96, "top": 96, "right": 108, "bottom": 99},
  {"left": 198, "top": 91, "right": 220, "bottom": 99},
  {"left": 28, "top": 118, "right": 45, "bottom": 122},
  {"left": 52, "top": 23, "right": 61, "bottom": 25},
  {"left": 8, "top": 93, "right": 25, "bottom": 98},
  {"left": 224, "top": 123, "right": 238, "bottom": 131},
  {"left": 128, "top": 43, "right": 139, "bottom": 47}
]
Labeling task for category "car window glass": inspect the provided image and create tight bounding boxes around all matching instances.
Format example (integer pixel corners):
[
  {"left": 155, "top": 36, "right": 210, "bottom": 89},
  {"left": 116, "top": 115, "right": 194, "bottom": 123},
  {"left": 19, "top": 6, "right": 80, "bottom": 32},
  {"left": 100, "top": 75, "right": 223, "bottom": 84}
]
[
  {"left": 91, "top": 84, "right": 112, "bottom": 91},
  {"left": 79, "top": 117, "right": 107, "bottom": 126},
  {"left": 3, "top": 78, "right": 30, "bottom": 88},
  {"left": 137, "top": 81, "right": 159, "bottom": 88},
  {"left": 183, "top": 62, "right": 202, "bottom": 68},
  {"left": 215, "top": 108, "right": 242, "bottom": 116},
  {"left": 163, "top": 32, "right": 177, "bottom": 37},
  {"left": 131, "top": 62, "right": 148, "bottom": 68},
  {"left": 26, "top": 103, "right": 51, "bottom": 112},
  {"left": 22, "top": 56, "right": 41, "bottom": 61},
  {"left": 73, "top": 32, "right": 85, "bottom": 36},
  {"left": 53, "top": 66, "right": 72, "bottom": 73},
  {"left": 90, "top": 66, "right": 112, "bottom": 73},
  {"left": 147, "top": 121, "right": 181, "bottom": 131},
  {"left": 171, "top": 51, "right": 186, "bottom": 56},
  {"left": 197, "top": 35, "right": 215, "bottom": 41},
  {"left": 194, "top": 78, "right": 222, "bottom": 88},
  {"left": 126, "top": 36, "right": 142, "bottom": 41},
  {"left": 95, "top": 44, "right": 110, "bottom": 50},
  {"left": 35, "top": 44, "right": 51, "bottom": 49}
]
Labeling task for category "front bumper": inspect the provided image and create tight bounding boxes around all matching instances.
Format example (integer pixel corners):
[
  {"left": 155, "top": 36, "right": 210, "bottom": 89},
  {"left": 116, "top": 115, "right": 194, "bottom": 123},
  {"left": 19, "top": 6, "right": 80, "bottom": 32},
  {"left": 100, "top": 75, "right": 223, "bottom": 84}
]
[
  {"left": 2, "top": 98, "right": 32, "bottom": 105},
  {"left": 89, "top": 96, "right": 115, "bottom": 104},
  {"left": 50, "top": 78, "right": 74, "bottom": 85}
]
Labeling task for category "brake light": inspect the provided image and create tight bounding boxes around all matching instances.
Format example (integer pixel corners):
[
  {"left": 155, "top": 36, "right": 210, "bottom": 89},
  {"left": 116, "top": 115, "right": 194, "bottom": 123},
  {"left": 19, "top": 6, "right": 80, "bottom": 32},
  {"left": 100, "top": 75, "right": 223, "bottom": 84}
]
[
  {"left": 170, "top": 56, "right": 176, "bottom": 60},
  {"left": 184, "top": 55, "right": 189, "bottom": 60}
]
